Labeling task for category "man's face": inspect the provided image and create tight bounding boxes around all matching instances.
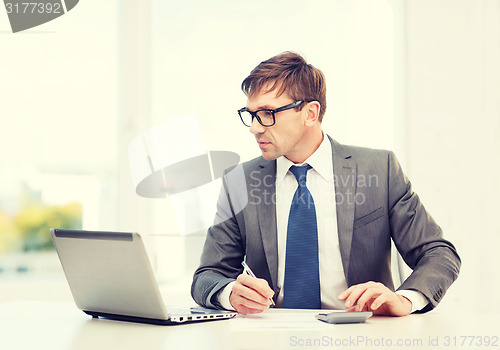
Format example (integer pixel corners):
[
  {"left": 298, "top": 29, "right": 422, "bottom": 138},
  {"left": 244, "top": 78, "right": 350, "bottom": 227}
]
[{"left": 246, "top": 85, "right": 308, "bottom": 162}]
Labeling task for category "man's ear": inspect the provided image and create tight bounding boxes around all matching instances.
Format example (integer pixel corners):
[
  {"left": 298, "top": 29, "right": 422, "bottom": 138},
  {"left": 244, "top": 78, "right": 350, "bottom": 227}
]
[{"left": 304, "top": 101, "right": 321, "bottom": 126}]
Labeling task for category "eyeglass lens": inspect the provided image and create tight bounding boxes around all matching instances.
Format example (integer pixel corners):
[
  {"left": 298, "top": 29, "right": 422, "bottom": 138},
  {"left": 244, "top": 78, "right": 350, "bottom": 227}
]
[{"left": 239, "top": 110, "right": 274, "bottom": 127}]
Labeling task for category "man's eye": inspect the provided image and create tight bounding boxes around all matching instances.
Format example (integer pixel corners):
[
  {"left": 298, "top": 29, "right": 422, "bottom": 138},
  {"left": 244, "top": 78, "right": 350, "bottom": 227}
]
[{"left": 259, "top": 111, "right": 273, "bottom": 118}]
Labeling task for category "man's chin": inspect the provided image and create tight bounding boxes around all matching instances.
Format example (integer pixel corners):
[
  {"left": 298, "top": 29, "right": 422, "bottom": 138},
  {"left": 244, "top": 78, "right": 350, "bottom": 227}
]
[{"left": 260, "top": 151, "right": 279, "bottom": 161}]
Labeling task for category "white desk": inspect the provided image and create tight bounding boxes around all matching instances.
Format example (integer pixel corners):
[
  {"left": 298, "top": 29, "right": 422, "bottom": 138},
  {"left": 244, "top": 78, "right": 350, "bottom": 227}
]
[{"left": 0, "top": 301, "right": 498, "bottom": 350}]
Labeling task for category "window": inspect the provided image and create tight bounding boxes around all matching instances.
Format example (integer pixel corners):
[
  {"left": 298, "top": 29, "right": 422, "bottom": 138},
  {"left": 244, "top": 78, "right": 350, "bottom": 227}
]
[{"left": 0, "top": 1, "right": 118, "bottom": 275}]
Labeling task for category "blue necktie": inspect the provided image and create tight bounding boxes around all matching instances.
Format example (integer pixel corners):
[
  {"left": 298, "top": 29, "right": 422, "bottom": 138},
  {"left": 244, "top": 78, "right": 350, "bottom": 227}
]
[{"left": 283, "top": 165, "right": 321, "bottom": 309}]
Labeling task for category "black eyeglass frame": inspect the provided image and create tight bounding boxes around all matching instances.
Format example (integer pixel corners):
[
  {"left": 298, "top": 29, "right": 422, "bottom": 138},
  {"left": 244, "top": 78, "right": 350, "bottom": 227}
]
[{"left": 237, "top": 100, "right": 305, "bottom": 127}]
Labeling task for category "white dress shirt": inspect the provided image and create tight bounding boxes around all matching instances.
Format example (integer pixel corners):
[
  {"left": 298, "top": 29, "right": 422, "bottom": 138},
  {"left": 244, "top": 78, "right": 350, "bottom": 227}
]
[
  {"left": 274, "top": 133, "right": 346, "bottom": 309},
  {"left": 218, "top": 133, "right": 428, "bottom": 312}
]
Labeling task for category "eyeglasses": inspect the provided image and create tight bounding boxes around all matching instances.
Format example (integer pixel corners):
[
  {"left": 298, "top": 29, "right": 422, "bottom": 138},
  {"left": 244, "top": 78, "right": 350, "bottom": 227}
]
[{"left": 237, "top": 100, "right": 304, "bottom": 127}]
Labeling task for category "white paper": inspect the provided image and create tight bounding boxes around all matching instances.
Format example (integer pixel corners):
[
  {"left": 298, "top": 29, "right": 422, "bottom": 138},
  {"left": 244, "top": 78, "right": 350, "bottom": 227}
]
[{"left": 230, "top": 310, "right": 337, "bottom": 331}]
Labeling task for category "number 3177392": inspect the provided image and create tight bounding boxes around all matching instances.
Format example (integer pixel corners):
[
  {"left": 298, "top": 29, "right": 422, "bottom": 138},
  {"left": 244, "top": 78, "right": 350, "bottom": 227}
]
[{"left": 5, "top": 2, "right": 62, "bottom": 14}]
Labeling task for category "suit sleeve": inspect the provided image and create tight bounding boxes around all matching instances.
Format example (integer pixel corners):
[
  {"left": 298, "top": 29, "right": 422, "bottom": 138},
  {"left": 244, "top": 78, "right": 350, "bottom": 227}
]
[
  {"left": 387, "top": 151, "right": 461, "bottom": 312},
  {"left": 191, "top": 168, "right": 247, "bottom": 309}
]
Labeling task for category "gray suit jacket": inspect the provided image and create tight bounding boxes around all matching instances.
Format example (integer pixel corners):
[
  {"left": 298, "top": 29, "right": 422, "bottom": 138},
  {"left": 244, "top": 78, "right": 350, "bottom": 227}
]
[{"left": 191, "top": 137, "right": 461, "bottom": 312}]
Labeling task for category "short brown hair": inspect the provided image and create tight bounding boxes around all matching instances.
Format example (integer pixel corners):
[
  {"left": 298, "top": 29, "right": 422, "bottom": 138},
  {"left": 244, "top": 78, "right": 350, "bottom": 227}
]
[{"left": 241, "top": 52, "right": 327, "bottom": 121}]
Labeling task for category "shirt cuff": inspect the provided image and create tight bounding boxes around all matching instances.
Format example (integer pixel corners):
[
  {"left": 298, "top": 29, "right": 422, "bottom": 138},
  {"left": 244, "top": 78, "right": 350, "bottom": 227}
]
[
  {"left": 396, "top": 289, "right": 429, "bottom": 313},
  {"left": 217, "top": 281, "right": 236, "bottom": 311}
]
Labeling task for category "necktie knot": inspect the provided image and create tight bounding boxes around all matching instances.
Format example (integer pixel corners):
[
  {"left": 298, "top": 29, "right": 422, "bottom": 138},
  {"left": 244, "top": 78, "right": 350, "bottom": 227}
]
[{"left": 289, "top": 165, "right": 311, "bottom": 187}]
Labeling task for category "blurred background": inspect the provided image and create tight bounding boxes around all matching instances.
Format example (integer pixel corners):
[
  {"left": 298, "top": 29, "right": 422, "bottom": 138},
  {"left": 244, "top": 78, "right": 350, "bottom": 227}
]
[{"left": 1, "top": 0, "right": 499, "bottom": 311}]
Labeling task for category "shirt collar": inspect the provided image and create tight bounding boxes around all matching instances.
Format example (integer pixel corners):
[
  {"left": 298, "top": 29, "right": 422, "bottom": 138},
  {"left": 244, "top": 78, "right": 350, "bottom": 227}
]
[{"left": 276, "top": 133, "right": 333, "bottom": 183}]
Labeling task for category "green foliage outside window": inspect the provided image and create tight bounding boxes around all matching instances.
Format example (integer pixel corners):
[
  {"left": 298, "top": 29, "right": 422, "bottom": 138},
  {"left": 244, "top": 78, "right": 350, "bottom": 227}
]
[{"left": 0, "top": 187, "right": 82, "bottom": 252}]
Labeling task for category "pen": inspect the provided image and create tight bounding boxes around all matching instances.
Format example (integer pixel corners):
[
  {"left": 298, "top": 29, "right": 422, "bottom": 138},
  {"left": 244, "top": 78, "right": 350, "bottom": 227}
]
[{"left": 241, "top": 261, "right": 275, "bottom": 306}]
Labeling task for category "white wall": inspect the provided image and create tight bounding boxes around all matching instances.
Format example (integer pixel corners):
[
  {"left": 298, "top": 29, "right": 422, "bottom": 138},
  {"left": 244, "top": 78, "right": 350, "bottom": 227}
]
[
  {"left": 150, "top": 0, "right": 399, "bottom": 160},
  {"left": 405, "top": 0, "right": 500, "bottom": 311}
]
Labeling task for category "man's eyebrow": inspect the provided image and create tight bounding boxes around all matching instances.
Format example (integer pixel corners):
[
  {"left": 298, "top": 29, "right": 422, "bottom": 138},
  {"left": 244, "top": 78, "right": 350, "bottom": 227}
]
[{"left": 247, "top": 104, "right": 276, "bottom": 111}]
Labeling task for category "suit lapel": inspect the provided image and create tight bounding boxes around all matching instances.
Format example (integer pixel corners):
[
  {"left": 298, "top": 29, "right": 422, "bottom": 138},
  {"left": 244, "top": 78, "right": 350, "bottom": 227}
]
[
  {"left": 329, "top": 137, "right": 356, "bottom": 284},
  {"left": 254, "top": 159, "right": 279, "bottom": 292}
]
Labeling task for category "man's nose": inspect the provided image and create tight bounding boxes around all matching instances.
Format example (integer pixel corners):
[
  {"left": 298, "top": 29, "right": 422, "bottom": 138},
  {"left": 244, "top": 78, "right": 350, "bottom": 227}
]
[{"left": 249, "top": 117, "right": 265, "bottom": 135}]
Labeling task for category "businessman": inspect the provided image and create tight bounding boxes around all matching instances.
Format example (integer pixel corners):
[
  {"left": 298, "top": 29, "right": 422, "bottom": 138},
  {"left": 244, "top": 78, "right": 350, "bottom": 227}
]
[{"left": 191, "top": 52, "right": 461, "bottom": 316}]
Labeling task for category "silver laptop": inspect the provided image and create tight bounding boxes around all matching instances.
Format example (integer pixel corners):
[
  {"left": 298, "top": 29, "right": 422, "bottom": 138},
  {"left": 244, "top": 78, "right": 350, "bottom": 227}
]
[{"left": 50, "top": 228, "right": 237, "bottom": 325}]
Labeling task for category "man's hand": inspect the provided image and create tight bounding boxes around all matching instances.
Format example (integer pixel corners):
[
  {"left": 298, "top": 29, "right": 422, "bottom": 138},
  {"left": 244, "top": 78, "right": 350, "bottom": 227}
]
[
  {"left": 229, "top": 274, "right": 274, "bottom": 314},
  {"left": 338, "top": 281, "right": 412, "bottom": 317}
]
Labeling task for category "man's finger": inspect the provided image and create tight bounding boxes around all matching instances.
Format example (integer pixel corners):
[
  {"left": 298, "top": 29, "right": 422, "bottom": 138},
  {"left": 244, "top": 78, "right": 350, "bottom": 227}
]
[
  {"left": 337, "top": 285, "right": 356, "bottom": 300},
  {"left": 237, "top": 274, "right": 274, "bottom": 300},
  {"left": 234, "top": 304, "right": 263, "bottom": 314},
  {"left": 371, "top": 293, "right": 391, "bottom": 310},
  {"left": 355, "top": 287, "right": 384, "bottom": 311},
  {"left": 234, "top": 292, "right": 270, "bottom": 309},
  {"left": 343, "top": 285, "right": 370, "bottom": 308},
  {"left": 232, "top": 280, "right": 272, "bottom": 306}
]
